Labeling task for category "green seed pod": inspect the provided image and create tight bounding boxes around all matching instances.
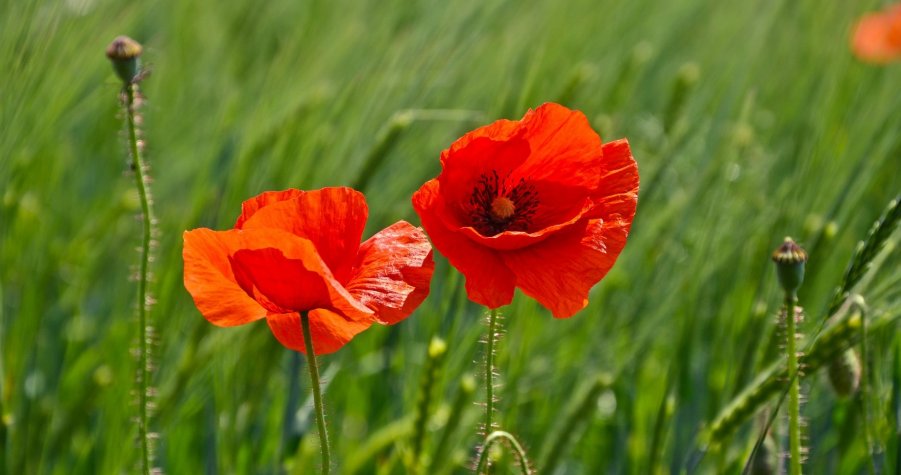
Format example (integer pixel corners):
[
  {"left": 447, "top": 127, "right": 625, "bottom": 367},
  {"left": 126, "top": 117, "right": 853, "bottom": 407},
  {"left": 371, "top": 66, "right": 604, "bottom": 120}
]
[
  {"left": 106, "top": 35, "right": 143, "bottom": 84},
  {"left": 827, "top": 349, "right": 861, "bottom": 398},
  {"left": 772, "top": 237, "right": 808, "bottom": 294}
]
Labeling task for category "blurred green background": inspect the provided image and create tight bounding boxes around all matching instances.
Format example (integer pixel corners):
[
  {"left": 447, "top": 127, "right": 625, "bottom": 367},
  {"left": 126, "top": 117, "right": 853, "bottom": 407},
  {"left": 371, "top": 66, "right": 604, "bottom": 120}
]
[{"left": 2, "top": 0, "right": 900, "bottom": 473}]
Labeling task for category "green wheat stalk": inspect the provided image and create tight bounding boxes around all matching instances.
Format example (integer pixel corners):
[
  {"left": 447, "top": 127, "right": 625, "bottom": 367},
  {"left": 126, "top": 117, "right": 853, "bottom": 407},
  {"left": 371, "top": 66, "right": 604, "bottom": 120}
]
[
  {"left": 825, "top": 196, "right": 900, "bottom": 319},
  {"left": 429, "top": 374, "right": 477, "bottom": 472},
  {"left": 537, "top": 373, "right": 613, "bottom": 473},
  {"left": 410, "top": 337, "right": 447, "bottom": 473}
]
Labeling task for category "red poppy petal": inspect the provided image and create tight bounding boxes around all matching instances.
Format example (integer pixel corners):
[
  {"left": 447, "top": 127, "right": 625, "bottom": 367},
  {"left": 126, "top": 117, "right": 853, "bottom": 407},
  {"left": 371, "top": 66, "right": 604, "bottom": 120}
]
[
  {"left": 852, "top": 8, "right": 901, "bottom": 63},
  {"left": 502, "top": 218, "right": 630, "bottom": 318},
  {"left": 413, "top": 179, "right": 515, "bottom": 308},
  {"left": 230, "top": 244, "right": 374, "bottom": 321},
  {"left": 240, "top": 187, "right": 368, "bottom": 282},
  {"left": 183, "top": 229, "right": 268, "bottom": 326},
  {"left": 509, "top": 103, "right": 604, "bottom": 190},
  {"left": 852, "top": 15, "right": 889, "bottom": 63},
  {"left": 345, "top": 221, "right": 435, "bottom": 324},
  {"left": 235, "top": 189, "right": 305, "bottom": 229},
  {"left": 443, "top": 118, "right": 521, "bottom": 159},
  {"left": 266, "top": 310, "right": 372, "bottom": 355},
  {"left": 592, "top": 139, "right": 640, "bottom": 221}
]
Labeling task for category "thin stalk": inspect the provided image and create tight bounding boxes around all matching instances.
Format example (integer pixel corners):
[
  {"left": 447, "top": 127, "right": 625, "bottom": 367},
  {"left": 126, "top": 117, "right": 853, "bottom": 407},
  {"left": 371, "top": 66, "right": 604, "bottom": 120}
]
[
  {"left": 538, "top": 374, "right": 611, "bottom": 473},
  {"left": 859, "top": 294, "right": 877, "bottom": 475},
  {"left": 300, "top": 311, "right": 331, "bottom": 475},
  {"left": 893, "top": 340, "right": 901, "bottom": 472},
  {"left": 784, "top": 293, "right": 802, "bottom": 475},
  {"left": 430, "top": 374, "right": 476, "bottom": 472},
  {"left": 411, "top": 337, "right": 446, "bottom": 473},
  {"left": 485, "top": 308, "right": 499, "bottom": 435},
  {"left": 125, "top": 82, "right": 152, "bottom": 475},
  {"left": 475, "top": 431, "right": 531, "bottom": 475}
]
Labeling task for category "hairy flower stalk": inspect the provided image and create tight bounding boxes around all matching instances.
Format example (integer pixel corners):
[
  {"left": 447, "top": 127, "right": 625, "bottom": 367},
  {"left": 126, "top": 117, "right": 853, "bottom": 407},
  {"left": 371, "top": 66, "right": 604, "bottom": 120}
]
[
  {"left": 475, "top": 310, "right": 533, "bottom": 473},
  {"left": 772, "top": 237, "right": 808, "bottom": 475},
  {"left": 107, "top": 35, "right": 155, "bottom": 475},
  {"left": 484, "top": 308, "right": 499, "bottom": 436},
  {"left": 475, "top": 431, "right": 532, "bottom": 475},
  {"left": 300, "top": 312, "right": 331, "bottom": 475}
]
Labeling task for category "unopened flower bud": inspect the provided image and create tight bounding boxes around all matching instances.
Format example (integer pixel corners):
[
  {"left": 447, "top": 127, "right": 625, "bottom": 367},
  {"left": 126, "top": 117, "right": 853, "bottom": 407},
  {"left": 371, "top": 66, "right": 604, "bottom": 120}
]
[
  {"left": 827, "top": 349, "right": 862, "bottom": 398},
  {"left": 772, "top": 237, "right": 808, "bottom": 294},
  {"left": 428, "top": 336, "right": 447, "bottom": 359},
  {"left": 106, "top": 35, "right": 143, "bottom": 84}
]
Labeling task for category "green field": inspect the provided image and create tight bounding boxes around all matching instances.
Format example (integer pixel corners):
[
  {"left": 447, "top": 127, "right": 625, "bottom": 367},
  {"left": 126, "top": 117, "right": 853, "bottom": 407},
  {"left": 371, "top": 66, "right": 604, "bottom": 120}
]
[{"left": 2, "top": 0, "right": 901, "bottom": 473}]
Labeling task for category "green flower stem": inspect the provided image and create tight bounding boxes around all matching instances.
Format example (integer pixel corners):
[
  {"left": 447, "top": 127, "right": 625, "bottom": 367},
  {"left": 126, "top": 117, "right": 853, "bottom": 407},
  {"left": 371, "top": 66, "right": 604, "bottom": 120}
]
[
  {"left": 125, "top": 82, "right": 152, "bottom": 475},
  {"left": 300, "top": 311, "right": 331, "bottom": 474},
  {"left": 785, "top": 293, "right": 802, "bottom": 475},
  {"left": 485, "top": 308, "right": 499, "bottom": 435},
  {"left": 475, "top": 431, "right": 531, "bottom": 475}
]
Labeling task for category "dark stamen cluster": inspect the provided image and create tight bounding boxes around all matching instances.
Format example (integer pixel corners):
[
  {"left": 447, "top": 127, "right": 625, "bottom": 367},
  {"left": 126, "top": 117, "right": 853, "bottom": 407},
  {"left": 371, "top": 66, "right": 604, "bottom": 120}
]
[{"left": 468, "top": 170, "right": 539, "bottom": 236}]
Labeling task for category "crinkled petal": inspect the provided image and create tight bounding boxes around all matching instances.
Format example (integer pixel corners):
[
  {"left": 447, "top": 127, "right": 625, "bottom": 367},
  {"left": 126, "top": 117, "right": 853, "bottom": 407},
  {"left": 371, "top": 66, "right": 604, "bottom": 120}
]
[
  {"left": 230, "top": 243, "right": 373, "bottom": 321},
  {"left": 183, "top": 228, "right": 267, "bottom": 327},
  {"left": 590, "top": 139, "right": 639, "bottom": 222},
  {"left": 413, "top": 179, "right": 515, "bottom": 308},
  {"left": 345, "top": 221, "right": 434, "bottom": 324},
  {"left": 240, "top": 187, "right": 368, "bottom": 282},
  {"left": 235, "top": 189, "right": 305, "bottom": 228},
  {"left": 266, "top": 310, "right": 372, "bottom": 355},
  {"left": 502, "top": 218, "right": 630, "bottom": 318}
]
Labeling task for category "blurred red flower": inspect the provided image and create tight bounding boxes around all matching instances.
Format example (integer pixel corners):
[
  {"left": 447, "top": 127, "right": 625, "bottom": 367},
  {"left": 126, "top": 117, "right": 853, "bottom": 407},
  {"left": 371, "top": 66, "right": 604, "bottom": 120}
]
[
  {"left": 412, "top": 103, "right": 638, "bottom": 318},
  {"left": 852, "top": 4, "right": 901, "bottom": 63},
  {"left": 183, "top": 187, "right": 434, "bottom": 354}
]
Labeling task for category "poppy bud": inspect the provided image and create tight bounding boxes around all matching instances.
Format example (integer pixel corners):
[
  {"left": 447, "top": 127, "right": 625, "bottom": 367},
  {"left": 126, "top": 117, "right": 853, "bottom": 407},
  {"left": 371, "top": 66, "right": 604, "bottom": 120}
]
[
  {"left": 428, "top": 336, "right": 447, "bottom": 358},
  {"left": 827, "top": 349, "right": 862, "bottom": 398},
  {"left": 771, "top": 237, "right": 808, "bottom": 294},
  {"left": 105, "top": 35, "right": 143, "bottom": 84}
]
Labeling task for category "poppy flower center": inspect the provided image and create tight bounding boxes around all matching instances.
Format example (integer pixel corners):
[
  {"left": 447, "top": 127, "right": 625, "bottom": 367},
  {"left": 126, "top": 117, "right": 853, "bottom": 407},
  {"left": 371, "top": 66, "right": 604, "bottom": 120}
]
[
  {"left": 490, "top": 196, "right": 516, "bottom": 219},
  {"left": 468, "top": 170, "right": 538, "bottom": 236}
]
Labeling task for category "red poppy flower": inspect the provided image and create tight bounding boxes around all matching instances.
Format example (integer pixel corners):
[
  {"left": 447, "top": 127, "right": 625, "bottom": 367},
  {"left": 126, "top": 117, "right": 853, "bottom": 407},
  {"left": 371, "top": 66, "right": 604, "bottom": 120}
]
[
  {"left": 183, "top": 187, "right": 434, "bottom": 355},
  {"left": 852, "top": 4, "right": 901, "bottom": 63},
  {"left": 412, "top": 103, "right": 638, "bottom": 318}
]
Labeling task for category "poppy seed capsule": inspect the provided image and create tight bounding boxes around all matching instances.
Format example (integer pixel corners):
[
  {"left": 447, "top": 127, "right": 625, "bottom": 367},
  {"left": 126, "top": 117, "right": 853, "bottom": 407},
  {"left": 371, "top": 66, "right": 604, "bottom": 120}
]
[
  {"left": 771, "top": 237, "right": 807, "bottom": 294},
  {"left": 106, "top": 35, "right": 143, "bottom": 84}
]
